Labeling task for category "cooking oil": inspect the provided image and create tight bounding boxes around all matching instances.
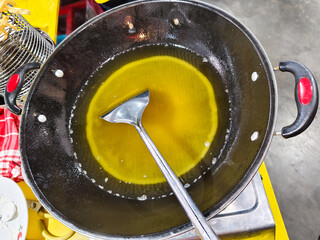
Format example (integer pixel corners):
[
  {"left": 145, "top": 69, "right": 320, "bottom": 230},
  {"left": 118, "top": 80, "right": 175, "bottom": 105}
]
[{"left": 71, "top": 44, "right": 230, "bottom": 199}]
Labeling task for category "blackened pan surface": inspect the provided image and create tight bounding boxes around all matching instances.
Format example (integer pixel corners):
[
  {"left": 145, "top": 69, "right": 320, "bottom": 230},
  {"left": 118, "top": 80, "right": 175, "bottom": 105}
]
[{"left": 20, "top": 0, "right": 276, "bottom": 239}]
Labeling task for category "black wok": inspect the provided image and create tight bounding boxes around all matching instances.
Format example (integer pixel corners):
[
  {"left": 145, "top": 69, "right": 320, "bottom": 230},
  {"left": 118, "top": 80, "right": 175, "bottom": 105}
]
[{"left": 4, "top": 0, "right": 318, "bottom": 239}]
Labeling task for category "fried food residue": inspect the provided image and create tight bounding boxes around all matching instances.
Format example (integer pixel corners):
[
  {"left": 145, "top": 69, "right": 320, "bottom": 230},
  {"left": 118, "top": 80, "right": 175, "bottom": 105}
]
[{"left": 0, "top": 0, "right": 30, "bottom": 42}]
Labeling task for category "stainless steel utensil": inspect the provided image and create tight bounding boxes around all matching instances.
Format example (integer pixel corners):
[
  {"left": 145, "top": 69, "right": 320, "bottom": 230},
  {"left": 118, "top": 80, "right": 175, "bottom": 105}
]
[{"left": 101, "top": 90, "right": 219, "bottom": 240}]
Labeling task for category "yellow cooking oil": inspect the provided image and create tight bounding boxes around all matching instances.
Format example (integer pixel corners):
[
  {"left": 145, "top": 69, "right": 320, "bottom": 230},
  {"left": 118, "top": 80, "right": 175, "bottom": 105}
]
[{"left": 86, "top": 55, "right": 218, "bottom": 185}]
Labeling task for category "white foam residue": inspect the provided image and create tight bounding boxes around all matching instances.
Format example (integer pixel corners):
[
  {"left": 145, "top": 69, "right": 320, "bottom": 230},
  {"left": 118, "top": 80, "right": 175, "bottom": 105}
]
[
  {"left": 137, "top": 195, "right": 147, "bottom": 201},
  {"left": 212, "top": 158, "right": 217, "bottom": 165}
]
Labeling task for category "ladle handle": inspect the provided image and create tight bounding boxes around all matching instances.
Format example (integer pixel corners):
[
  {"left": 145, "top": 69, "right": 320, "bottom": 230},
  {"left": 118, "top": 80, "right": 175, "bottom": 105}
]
[{"left": 135, "top": 123, "right": 220, "bottom": 240}]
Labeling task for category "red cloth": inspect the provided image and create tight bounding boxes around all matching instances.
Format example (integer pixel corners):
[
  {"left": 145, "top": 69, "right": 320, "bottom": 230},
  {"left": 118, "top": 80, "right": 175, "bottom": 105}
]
[{"left": 0, "top": 106, "right": 23, "bottom": 182}]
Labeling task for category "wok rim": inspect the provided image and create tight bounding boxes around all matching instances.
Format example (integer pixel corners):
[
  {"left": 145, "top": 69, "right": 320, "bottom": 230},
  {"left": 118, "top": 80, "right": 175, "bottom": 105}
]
[{"left": 19, "top": 0, "right": 278, "bottom": 239}]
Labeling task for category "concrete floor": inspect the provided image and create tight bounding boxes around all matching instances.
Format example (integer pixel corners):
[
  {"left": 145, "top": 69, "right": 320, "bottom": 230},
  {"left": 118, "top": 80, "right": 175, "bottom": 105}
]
[{"left": 202, "top": 0, "right": 320, "bottom": 239}]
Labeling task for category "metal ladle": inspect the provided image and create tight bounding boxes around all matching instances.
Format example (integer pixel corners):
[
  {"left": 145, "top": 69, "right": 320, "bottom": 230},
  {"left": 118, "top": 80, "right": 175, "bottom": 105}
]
[{"left": 101, "top": 90, "right": 219, "bottom": 240}]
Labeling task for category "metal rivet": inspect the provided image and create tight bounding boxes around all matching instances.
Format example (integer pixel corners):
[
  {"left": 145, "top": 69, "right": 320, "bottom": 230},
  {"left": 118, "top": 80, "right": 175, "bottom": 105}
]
[
  {"left": 128, "top": 22, "right": 134, "bottom": 30},
  {"left": 38, "top": 114, "right": 47, "bottom": 123},
  {"left": 251, "top": 131, "right": 259, "bottom": 141},
  {"left": 274, "top": 131, "right": 282, "bottom": 136},
  {"left": 251, "top": 72, "right": 258, "bottom": 81},
  {"left": 173, "top": 18, "right": 180, "bottom": 25},
  {"left": 54, "top": 69, "right": 64, "bottom": 78}
]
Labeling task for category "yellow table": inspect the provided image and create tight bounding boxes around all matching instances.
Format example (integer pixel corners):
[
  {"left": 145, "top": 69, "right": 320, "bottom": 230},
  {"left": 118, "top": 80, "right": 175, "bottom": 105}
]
[
  {"left": 259, "top": 163, "right": 289, "bottom": 240},
  {"left": 14, "top": 0, "right": 60, "bottom": 42}
]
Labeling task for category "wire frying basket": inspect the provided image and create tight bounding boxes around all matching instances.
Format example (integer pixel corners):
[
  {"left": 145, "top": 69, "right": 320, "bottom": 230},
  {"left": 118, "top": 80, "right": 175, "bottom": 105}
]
[{"left": 0, "top": 11, "right": 54, "bottom": 101}]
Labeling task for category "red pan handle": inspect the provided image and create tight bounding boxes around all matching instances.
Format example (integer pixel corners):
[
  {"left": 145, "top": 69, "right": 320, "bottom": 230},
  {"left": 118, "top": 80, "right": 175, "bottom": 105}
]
[
  {"left": 4, "top": 62, "right": 41, "bottom": 115},
  {"left": 278, "top": 61, "right": 318, "bottom": 138}
]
